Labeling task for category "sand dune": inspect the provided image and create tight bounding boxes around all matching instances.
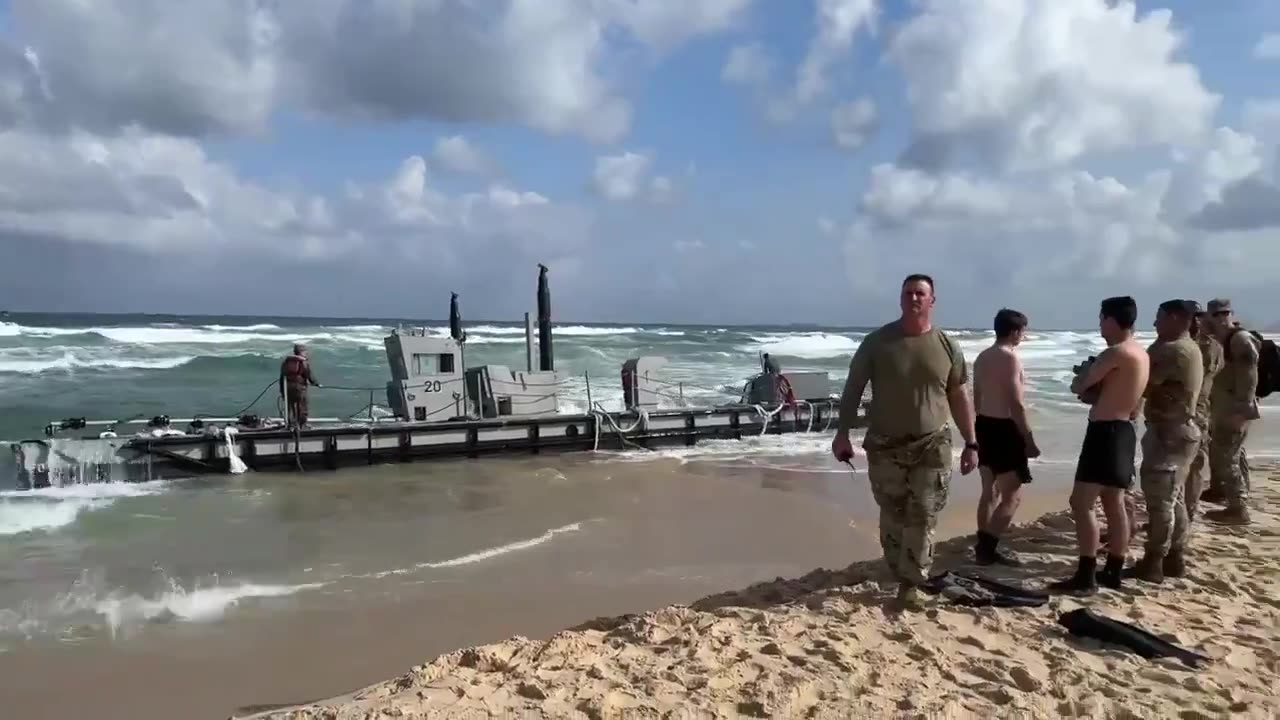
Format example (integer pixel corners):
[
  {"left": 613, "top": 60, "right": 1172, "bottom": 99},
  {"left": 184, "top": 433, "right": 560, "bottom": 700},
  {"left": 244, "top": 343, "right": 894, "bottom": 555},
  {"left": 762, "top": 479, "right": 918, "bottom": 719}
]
[{"left": 239, "top": 466, "right": 1280, "bottom": 720}]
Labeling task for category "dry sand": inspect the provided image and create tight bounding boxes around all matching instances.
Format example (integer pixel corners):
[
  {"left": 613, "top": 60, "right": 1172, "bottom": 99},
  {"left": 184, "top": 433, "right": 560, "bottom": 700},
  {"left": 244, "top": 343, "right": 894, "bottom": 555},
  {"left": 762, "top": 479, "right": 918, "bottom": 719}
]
[{"left": 241, "top": 466, "right": 1280, "bottom": 720}]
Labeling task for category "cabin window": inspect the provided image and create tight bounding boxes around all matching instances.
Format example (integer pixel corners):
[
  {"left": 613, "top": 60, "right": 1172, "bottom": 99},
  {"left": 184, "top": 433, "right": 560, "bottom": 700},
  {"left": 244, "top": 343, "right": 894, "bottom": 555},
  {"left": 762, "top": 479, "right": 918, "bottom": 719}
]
[
  {"left": 411, "top": 353, "right": 438, "bottom": 376},
  {"left": 439, "top": 353, "right": 455, "bottom": 373}
]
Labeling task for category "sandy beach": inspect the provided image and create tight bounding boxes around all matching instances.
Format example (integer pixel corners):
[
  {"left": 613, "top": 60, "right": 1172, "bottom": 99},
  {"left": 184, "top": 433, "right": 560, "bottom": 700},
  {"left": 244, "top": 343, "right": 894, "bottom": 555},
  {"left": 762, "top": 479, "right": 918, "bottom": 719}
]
[{"left": 243, "top": 465, "right": 1280, "bottom": 720}]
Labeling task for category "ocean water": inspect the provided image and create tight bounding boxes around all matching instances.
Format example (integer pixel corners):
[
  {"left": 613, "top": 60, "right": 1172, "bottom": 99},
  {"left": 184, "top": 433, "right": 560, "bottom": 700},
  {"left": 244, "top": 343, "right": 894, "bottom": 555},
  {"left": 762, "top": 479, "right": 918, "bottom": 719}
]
[{"left": 1, "top": 313, "right": 1276, "bottom": 651}]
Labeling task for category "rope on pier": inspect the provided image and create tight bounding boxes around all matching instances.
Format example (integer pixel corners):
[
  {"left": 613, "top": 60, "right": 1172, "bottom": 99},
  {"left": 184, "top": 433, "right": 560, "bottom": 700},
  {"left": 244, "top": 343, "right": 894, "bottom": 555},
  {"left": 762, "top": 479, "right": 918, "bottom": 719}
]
[
  {"left": 751, "top": 402, "right": 789, "bottom": 436},
  {"left": 223, "top": 427, "right": 249, "bottom": 474},
  {"left": 589, "top": 401, "right": 650, "bottom": 452}
]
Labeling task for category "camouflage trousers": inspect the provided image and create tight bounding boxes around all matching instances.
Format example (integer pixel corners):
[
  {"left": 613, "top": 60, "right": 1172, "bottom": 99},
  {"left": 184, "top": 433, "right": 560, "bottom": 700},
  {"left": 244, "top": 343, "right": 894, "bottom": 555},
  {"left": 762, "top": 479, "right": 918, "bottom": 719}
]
[
  {"left": 1184, "top": 421, "right": 1211, "bottom": 523},
  {"left": 864, "top": 428, "right": 953, "bottom": 587},
  {"left": 284, "top": 383, "right": 310, "bottom": 427},
  {"left": 1209, "top": 419, "right": 1252, "bottom": 510},
  {"left": 1139, "top": 421, "right": 1200, "bottom": 558}
]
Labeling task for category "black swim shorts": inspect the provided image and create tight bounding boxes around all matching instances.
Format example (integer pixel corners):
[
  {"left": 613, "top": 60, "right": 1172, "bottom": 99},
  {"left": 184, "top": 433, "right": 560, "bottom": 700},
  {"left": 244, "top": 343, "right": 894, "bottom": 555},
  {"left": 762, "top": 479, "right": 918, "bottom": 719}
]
[
  {"left": 1074, "top": 419, "right": 1137, "bottom": 489},
  {"left": 975, "top": 415, "right": 1032, "bottom": 483}
]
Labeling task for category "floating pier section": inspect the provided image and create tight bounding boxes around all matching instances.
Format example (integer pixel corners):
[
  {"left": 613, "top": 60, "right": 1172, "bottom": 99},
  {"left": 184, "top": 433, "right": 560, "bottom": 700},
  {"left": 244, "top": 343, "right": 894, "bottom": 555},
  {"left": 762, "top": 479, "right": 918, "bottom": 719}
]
[{"left": 13, "top": 265, "right": 862, "bottom": 488}]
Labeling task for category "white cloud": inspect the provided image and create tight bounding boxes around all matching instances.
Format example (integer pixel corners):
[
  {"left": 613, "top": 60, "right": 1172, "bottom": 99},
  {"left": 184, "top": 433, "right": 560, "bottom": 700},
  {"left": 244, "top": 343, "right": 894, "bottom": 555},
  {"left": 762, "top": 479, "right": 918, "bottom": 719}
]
[
  {"left": 830, "top": 98, "right": 878, "bottom": 150},
  {"left": 841, "top": 121, "right": 1280, "bottom": 326},
  {"left": 0, "top": 0, "right": 1278, "bottom": 325},
  {"left": 606, "top": 0, "right": 753, "bottom": 51},
  {"left": 431, "top": 135, "right": 495, "bottom": 176},
  {"left": 591, "top": 151, "right": 674, "bottom": 203},
  {"left": 0, "top": 124, "right": 589, "bottom": 279},
  {"left": 1255, "top": 33, "right": 1280, "bottom": 60},
  {"left": 725, "top": 0, "right": 877, "bottom": 125},
  {"left": 887, "top": 0, "right": 1220, "bottom": 172},
  {"left": 794, "top": 0, "right": 878, "bottom": 104},
  {"left": 0, "top": 126, "right": 338, "bottom": 256},
  {"left": 0, "top": 0, "right": 752, "bottom": 144}
]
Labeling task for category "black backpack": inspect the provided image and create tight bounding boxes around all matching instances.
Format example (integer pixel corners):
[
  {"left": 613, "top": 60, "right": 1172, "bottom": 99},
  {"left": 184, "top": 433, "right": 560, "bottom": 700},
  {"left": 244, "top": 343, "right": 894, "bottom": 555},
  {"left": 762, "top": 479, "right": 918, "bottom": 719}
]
[{"left": 1224, "top": 328, "right": 1280, "bottom": 398}]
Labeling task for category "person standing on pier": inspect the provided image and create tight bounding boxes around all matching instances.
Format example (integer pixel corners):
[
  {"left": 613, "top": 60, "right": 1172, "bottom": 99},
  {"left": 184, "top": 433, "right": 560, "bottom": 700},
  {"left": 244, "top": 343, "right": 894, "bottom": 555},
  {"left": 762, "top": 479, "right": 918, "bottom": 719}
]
[
  {"left": 831, "top": 273, "right": 978, "bottom": 610},
  {"left": 280, "top": 343, "right": 321, "bottom": 429}
]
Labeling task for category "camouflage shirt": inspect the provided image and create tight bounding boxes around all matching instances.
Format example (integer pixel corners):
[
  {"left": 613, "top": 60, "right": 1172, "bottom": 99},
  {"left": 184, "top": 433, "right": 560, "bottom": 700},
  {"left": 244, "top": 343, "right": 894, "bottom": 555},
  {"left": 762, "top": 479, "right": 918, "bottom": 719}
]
[
  {"left": 1144, "top": 336, "right": 1204, "bottom": 428},
  {"left": 1194, "top": 335, "right": 1223, "bottom": 426},
  {"left": 1211, "top": 329, "right": 1261, "bottom": 422}
]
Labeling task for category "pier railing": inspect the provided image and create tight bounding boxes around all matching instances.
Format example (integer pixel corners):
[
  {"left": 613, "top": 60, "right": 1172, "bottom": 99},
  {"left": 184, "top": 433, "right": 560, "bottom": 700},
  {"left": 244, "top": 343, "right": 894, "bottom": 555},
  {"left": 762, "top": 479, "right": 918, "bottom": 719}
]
[{"left": 39, "top": 369, "right": 820, "bottom": 439}]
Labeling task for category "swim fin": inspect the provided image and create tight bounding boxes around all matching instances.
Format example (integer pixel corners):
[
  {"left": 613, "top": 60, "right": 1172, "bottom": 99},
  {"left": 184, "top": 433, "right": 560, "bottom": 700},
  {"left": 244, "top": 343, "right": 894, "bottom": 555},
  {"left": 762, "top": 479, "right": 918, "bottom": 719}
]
[{"left": 1057, "top": 608, "right": 1209, "bottom": 667}]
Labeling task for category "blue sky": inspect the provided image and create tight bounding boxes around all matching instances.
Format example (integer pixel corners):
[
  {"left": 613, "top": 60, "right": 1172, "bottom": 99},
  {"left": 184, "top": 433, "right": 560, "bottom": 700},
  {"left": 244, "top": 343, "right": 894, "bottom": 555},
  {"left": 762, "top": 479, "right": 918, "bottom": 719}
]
[{"left": 0, "top": 0, "right": 1278, "bottom": 329}]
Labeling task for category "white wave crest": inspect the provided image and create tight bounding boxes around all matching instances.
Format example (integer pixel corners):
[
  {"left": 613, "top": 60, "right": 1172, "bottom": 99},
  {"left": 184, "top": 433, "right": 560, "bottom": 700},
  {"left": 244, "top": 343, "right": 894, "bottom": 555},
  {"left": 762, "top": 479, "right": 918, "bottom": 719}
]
[
  {"left": 0, "top": 481, "right": 170, "bottom": 536},
  {"left": 748, "top": 332, "right": 859, "bottom": 359},
  {"left": 200, "top": 324, "right": 282, "bottom": 331},
  {"left": 0, "top": 569, "right": 324, "bottom": 640},
  {"left": 363, "top": 521, "right": 586, "bottom": 579},
  {"left": 0, "top": 350, "right": 194, "bottom": 374}
]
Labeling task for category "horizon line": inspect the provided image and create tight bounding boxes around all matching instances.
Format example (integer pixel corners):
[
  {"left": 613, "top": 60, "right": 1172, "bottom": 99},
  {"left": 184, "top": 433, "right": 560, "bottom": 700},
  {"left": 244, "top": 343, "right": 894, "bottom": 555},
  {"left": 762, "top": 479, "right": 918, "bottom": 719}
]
[{"left": 0, "top": 308, "right": 1127, "bottom": 334}]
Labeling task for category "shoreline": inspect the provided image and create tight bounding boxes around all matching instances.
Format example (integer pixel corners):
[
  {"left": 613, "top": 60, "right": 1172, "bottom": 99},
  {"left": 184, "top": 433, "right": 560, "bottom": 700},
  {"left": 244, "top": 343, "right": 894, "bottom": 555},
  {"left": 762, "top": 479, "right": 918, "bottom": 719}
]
[
  {"left": 0, "top": 463, "right": 1076, "bottom": 720},
  {"left": 241, "top": 466, "right": 1280, "bottom": 720}
]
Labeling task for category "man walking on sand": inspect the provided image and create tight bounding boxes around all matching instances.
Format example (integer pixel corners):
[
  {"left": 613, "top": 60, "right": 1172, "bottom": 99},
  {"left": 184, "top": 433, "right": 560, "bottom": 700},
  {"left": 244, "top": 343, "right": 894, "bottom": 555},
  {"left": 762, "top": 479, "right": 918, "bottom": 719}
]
[
  {"left": 1185, "top": 304, "right": 1223, "bottom": 527},
  {"left": 832, "top": 274, "right": 978, "bottom": 609},
  {"left": 1050, "top": 296, "right": 1148, "bottom": 594},
  {"left": 972, "top": 308, "right": 1040, "bottom": 566},
  {"left": 1129, "top": 300, "right": 1203, "bottom": 583},
  {"left": 1201, "top": 298, "right": 1260, "bottom": 525}
]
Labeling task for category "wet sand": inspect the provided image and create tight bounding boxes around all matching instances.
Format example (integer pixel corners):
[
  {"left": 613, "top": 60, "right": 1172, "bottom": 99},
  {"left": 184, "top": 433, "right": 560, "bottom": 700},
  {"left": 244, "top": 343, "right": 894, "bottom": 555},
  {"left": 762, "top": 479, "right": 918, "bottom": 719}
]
[
  {"left": 245, "top": 465, "right": 1280, "bottom": 720},
  {"left": 0, "top": 456, "right": 1076, "bottom": 720}
]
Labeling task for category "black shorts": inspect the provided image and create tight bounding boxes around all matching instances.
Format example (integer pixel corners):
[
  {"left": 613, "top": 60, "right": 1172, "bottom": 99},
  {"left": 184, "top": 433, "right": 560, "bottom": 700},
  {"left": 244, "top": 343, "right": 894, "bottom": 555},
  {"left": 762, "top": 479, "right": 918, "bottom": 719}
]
[
  {"left": 975, "top": 415, "right": 1032, "bottom": 482},
  {"left": 1074, "top": 420, "right": 1137, "bottom": 489}
]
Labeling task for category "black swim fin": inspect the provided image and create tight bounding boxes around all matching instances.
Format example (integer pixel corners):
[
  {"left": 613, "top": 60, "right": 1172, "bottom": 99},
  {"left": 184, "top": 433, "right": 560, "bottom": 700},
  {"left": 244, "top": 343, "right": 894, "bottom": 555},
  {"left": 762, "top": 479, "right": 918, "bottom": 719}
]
[{"left": 1057, "top": 608, "right": 1209, "bottom": 668}]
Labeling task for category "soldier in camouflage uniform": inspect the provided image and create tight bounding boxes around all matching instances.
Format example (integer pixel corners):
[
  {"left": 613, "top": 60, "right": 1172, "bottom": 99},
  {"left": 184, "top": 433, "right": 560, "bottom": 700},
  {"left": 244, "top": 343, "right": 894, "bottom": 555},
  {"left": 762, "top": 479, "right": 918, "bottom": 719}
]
[
  {"left": 832, "top": 274, "right": 978, "bottom": 610},
  {"left": 1201, "top": 299, "right": 1259, "bottom": 525},
  {"left": 1130, "top": 300, "right": 1202, "bottom": 582},
  {"left": 1185, "top": 305, "right": 1223, "bottom": 524}
]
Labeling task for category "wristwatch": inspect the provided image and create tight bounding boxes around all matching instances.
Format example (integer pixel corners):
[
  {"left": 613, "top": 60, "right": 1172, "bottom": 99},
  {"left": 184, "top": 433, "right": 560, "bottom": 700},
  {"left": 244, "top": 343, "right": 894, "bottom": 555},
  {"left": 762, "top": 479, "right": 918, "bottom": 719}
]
[{"left": 965, "top": 442, "right": 979, "bottom": 451}]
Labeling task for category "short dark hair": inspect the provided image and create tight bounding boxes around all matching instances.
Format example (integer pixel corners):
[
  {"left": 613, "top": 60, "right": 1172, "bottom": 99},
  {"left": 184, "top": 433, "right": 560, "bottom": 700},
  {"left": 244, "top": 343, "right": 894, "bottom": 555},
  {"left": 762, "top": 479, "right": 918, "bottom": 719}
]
[
  {"left": 902, "top": 274, "right": 934, "bottom": 292},
  {"left": 993, "top": 308, "right": 1028, "bottom": 339},
  {"left": 1158, "top": 299, "right": 1192, "bottom": 318},
  {"left": 1100, "top": 296, "right": 1137, "bottom": 330}
]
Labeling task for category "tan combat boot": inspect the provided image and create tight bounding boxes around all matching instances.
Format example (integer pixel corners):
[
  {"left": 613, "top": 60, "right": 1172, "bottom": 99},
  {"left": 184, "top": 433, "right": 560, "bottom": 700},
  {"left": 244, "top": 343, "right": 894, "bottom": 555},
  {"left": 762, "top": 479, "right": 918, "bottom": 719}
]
[
  {"left": 1204, "top": 505, "right": 1251, "bottom": 525},
  {"left": 1124, "top": 555, "right": 1164, "bottom": 584}
]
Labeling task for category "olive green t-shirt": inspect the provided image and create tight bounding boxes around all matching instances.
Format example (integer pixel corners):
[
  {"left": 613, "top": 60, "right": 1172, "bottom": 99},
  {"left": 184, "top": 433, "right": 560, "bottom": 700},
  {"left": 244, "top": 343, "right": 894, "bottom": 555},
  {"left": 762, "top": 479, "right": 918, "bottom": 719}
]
[
  {"left": 838, "top": 321, "right": 967, "bottom": 439},
  {"left": 1144, "top": 336, "right": 1204, "bottom": 427}
]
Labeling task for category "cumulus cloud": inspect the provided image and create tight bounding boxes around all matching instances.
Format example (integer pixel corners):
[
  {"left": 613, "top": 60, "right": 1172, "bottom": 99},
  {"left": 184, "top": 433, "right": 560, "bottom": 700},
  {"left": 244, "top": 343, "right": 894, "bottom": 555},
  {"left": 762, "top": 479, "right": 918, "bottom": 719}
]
[
  {"left": 0, "top": 0, "right": 751, "bottom": 144},
  {"left": 794, "top": 0, "right": 878, "bottom": 105},
  {"left": 888, "top": 0, "right": 1219, "bottom": 172},
  {"left": 431, "top": 136, "right": 496, "bottom": 176},
  {"left": 724, "top": 0, "right": 877, "bottom": 125},
  {"left": 827, "top": 1, "right": 1277, "bottom": 326},
  {"left": 0, "top": 0, "right": 1277, "bottom": 326},
  {"left": 591, "top": 152, "right": 673, "bottom": 203}
]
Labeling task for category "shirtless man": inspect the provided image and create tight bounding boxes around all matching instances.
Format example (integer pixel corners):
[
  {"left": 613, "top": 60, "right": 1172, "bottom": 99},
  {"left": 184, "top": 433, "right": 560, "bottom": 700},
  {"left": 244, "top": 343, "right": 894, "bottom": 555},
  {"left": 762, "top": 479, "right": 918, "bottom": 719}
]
[
  {"left": 1049, "top": 296, "right": 1149, "bottom": 593},
  {"left": 972, "top": 308, "right": 1040, "bottom": 566}
]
